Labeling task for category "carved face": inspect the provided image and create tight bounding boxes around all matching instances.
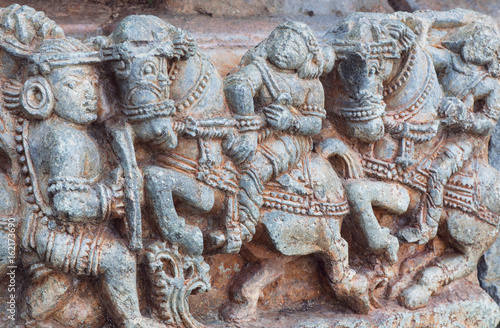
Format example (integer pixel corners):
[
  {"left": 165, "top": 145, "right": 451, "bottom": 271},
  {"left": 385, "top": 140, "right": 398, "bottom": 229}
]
[
  {"left": 110, "top": 43, "right": 170, "bottom": 108},
  {"left": 334, "top": 51, "right": 396, "bottom": 143},
  {"left": 268, "top": 30, "right": 308, "bottom": 70},
  {"left": 48, "top": 65, "right": 98, "bottom": 124}
]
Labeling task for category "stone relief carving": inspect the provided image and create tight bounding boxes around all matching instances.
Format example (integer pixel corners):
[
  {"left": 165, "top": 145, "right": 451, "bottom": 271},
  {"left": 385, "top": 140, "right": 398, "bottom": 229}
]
[{"left": 0, "top": 4, "right": 499, "bottom": 328}]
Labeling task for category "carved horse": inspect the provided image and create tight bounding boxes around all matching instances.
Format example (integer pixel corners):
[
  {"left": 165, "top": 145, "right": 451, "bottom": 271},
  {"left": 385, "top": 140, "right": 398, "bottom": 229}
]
[
  {"left": 221, "top": 22, "right": 375, "bottom": 323},
  {"left": 97, "top": 15, "right": 243, "bottom": 258},
  {"left": 321, "top": 13, "right": 500, "bottom": 309}
]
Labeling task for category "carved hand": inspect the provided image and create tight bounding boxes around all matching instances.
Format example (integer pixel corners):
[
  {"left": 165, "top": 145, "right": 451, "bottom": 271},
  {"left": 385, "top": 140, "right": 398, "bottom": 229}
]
[
  {"left": 264, "top": 104, "right": 294, "bottom": 131},
  {"left": 183, "top": 117, "right": 199, "bottom": 138},
  {"left": 439, "top": 97, "right": 469, "bottom": 130},
  {"left": 107, "top": 166, "right": 127, "bottom": 218},
  {"left": 225, "top": 131, "right": 258, "bottom": 165}
]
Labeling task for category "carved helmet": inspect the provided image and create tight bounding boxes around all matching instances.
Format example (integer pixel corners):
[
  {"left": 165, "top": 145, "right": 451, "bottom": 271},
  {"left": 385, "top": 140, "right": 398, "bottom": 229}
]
[{"left": 0, "top": 6, "right": 101, "bottom": 120}]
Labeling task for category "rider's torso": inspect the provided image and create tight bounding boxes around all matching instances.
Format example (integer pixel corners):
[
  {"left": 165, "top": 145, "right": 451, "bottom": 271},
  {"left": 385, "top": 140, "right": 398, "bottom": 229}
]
[
  {"left": 255, "top": 65, "right": 323, "bottom": 113},
  {"left": 440, "top": 55, "right": 488, "bottom": 108},
  {"left": 28, "top": 118, "right": 103, "bottom": 204}
]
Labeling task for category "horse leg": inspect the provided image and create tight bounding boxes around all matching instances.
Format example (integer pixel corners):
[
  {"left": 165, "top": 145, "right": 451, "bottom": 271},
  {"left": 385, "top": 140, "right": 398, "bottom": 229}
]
[
  {"left": 221, "top": 249, "right": 289, "bottom": 323},
  {"left": 345, "top": 181, "right": 409, "bottom": 263},
  {"left": 143, "top": 166, "right": 215, "bottom": 256},
  {"left": 400, "top": 210, "right": 499, "bottom": 309},
  {"left": 313, "top": 217, "right": 371, "bottom": 314}
]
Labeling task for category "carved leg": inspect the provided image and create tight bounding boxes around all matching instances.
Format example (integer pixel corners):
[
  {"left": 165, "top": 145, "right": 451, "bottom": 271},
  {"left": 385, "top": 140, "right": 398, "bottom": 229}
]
[
  {"left": 318, "top": 236, "right": 371, "bottom": 314},
  {"left": 346, "top": 181, "right": 409, "bottom": 263},
  {"left": 401, "top": 141, "right": 473, "bottom": 245},
  {"left": 222, "top": 254, "right": 288, "bottom": 323},
  {"left": 237, "top": 152, "right": 274, "bottom": 241},
  {"left": 400, "top": 210, "right": 498, "bottom": 309},
  {"left": 399, "top": 252, "right": 481, "bottom": 310},
  {"left": 144, "top": 166, "right": 215, "bottom": 256},
  {"left": 21, "top": 263, "right": 73, "bottom": 326},
  {"left": 98, "top": 237, "right": 167, "bottom": 328}
]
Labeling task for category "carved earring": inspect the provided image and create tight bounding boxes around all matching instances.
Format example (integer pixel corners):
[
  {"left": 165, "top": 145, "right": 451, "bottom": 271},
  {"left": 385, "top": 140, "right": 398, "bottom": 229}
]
[{"left": 20, "top": 76, "right": 55, "bottom": 120}]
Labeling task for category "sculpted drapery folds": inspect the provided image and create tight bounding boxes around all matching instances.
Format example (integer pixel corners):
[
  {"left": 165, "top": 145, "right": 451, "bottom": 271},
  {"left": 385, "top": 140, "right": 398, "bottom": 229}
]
[{"left": 0, "top": 4, "right": 499, "bottom": 328}]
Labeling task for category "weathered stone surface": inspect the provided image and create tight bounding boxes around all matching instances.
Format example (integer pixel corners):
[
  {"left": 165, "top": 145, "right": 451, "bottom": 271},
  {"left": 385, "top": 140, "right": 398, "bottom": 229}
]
[
  {"left": 389, "top": 0, "right": 500, "bottom": 16},
  {"left": 0, "top": 3, "right": 499, "bottom": 328},
  {"left": 204, "top": 280, "right": 499, "bottom": 327}
]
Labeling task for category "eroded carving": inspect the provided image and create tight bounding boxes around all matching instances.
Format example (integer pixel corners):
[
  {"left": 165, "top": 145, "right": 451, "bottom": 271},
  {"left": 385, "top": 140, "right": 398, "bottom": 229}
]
[{"left": 0, "top": 4, "right": 499, "bottom": 328}]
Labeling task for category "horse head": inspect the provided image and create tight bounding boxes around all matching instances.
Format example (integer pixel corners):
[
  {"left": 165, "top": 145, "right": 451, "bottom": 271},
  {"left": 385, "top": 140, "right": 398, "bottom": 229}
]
[
  {"left": 323, "top": 14, "right": 417, "bottom": 143},
  {"left": 95, "top": 16, "right": 196, "bottom": 132}
]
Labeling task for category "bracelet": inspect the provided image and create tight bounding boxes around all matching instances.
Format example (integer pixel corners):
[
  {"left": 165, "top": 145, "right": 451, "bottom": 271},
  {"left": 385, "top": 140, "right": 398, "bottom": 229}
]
[
  {"left": 235, "top": 115, "right": 261, "bottom": 132},
  {"left": 289, "top": 115, "right": 301, "bottom": 134}
]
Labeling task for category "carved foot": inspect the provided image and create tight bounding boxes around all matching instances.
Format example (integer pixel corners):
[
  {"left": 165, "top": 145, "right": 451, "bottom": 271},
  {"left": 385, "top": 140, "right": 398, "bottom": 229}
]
[
  {"left": 398, "top": 284, "right": 433, "bottom": 310},
  {"left": 384, "top": 233, "right": 400, "bottom": 264},
  {"left": 332, "top": 270, "right": 371, "bottom": 314},
  {"left": 220, "top": 300, "right": 258, "bottom": 323},
  {"left": 165, "top": 223, "right": 204, "bottom": 257}
]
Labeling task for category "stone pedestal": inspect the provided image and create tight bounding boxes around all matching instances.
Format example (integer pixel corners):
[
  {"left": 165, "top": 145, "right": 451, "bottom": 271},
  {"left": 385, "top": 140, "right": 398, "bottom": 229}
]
[{"left": 204, "top": 280, "right": 499, "bottom": 328}]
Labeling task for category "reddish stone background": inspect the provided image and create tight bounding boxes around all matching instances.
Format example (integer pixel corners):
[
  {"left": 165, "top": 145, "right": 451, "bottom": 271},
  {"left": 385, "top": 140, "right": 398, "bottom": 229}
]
[{"left": 0, "top": 1, "right": 498, "bottom": 327}]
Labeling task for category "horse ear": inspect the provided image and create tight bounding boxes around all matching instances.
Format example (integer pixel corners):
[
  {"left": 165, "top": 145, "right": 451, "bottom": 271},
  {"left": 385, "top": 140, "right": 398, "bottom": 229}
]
[
  {"left": 442, "top": 40, "right": 465, "bottom": 53},
  {"left": 20, "top": 76, "right": 55, "bottom": 120}
]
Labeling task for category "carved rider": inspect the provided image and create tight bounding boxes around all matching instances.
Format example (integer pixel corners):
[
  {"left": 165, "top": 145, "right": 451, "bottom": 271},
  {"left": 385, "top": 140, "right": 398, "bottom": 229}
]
[
  {"left": 12, "top": 37, "right": 166, "bottom": 328},
  {"left": 224, "top": 21, "right": 330, "bottom": 242},
  {"left": 400, "top": 13, "right": 500, "bottom": 243}
]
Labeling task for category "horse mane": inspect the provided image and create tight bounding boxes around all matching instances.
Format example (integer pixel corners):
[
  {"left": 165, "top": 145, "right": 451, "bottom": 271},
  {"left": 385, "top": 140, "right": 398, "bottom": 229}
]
[{"left": 322, "top": 14, "right": 417, "bottom": 57}]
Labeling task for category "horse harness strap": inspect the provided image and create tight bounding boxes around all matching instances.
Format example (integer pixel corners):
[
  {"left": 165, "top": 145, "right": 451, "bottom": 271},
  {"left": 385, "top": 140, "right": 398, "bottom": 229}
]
[
  {"left": 172, "top": 58, "right": 213, "bottom": 114},
  {"left": 456, "top": 71, "right": 488, "bottom": 102},
  {"left": 385, "top": 50, "right": 438, "bottom": 166},
  {"left": 362, "top": 146, "right": 499, "bottom": 227}
]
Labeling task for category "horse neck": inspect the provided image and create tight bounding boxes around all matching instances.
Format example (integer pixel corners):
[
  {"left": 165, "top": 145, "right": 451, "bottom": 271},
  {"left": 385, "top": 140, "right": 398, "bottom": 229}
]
[
  {"left": 169, "top": 53, "right": 202, "bottom": 101},
  {"left": 170, "top": 53, "right": 229, "bottom": 119},
  {"left": 384, "top": 46, "right": 433, "bottom": 111}
]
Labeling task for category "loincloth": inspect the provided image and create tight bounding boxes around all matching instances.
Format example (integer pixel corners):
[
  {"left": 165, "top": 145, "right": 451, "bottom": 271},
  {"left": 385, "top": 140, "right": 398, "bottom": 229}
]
[{"left": 21, "top": 213, "right": 111, "bottom": 276}]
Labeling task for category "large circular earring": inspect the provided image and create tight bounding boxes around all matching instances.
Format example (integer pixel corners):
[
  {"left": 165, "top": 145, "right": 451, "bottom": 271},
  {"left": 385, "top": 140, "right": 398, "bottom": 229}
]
[{"left": 20, "top": 76, "right": 55, "bottom": 120}]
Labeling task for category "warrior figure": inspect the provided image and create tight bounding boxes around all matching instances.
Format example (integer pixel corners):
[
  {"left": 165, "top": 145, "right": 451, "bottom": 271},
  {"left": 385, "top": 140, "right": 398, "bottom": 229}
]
[
  {"left": 224, "top": 21, "right": 330, "bottom": 241},
  {"left": 398, "top": 11, "right": 500, "bottom": 244},
  {"left": 14, "top": 37, "right": 166, "bottom": 328},
  {"left": 222, "top": 22, "right": 371, "bottom": 320}
]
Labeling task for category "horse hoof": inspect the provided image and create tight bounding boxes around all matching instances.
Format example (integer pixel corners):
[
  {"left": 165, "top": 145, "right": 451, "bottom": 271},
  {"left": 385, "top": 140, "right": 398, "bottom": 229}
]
[
  {"left": 220, "top": 301, "right": 258, "bottom": 323},
  {"left": 342, "top": 291, "right": 372, "bottom": 314},
  {"left": 399, "top": 284, "right": 432, "bottom": 310},
  {"left": 397, "top": 227, "right": 423, "bottom": 244},
  {"left": 332, "top": 272, "right": 372, "bottom": 314},
  {"left": 384, "top": 234, "right": 400, "bottom": 264}
]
